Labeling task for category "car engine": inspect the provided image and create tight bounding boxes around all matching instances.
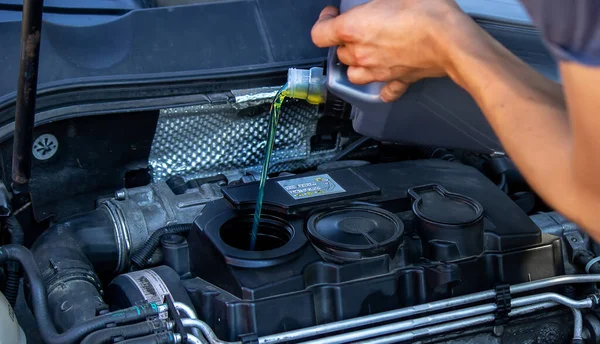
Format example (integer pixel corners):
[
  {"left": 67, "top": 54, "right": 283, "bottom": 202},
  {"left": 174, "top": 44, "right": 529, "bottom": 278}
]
[{"left": 2, "top": 86, "right": 600, "bottom": 343}]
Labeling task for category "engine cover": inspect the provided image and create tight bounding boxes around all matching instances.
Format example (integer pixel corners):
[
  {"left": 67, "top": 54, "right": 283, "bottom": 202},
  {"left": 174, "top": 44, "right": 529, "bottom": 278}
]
[{"left": 186, "top": 160, "right": 563, "bottom": 341}]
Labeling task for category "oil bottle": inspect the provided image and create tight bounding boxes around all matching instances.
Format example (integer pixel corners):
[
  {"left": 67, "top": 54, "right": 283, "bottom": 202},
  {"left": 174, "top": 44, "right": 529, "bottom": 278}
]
[{"left": 323, "top": 0, "right": 505, "bottom": 154}]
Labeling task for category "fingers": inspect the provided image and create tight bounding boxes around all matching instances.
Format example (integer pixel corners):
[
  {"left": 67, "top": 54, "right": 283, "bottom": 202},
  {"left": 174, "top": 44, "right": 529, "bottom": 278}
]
[
  {"left": 347, "top": 68, "right": 411, "bottom": 102},
  {"left": 318, "top": 6, "right": 339, "bottom": 19},
  {"left": 337, "top": 46, "right": 356, "bottom": 65},
  {"left": 348, "top": 66, "right": 396, "bottom": 84},
  {"left": 380, "top": 80, "right": 410, "bottom": 102},
  {"left": 338, "top": 45, "right": 377, "bottom": 67},
  {"left": 347, "top": 66, "right": 374, "bottom": 84},
  {"left": 311, "top": 6, "right": 343, "bottom": 47}
]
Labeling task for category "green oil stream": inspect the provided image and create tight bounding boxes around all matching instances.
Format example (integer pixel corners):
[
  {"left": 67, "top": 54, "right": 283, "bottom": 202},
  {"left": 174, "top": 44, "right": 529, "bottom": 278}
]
[{"left": 250, "top": 84, "right": 289, "bottom": 250}]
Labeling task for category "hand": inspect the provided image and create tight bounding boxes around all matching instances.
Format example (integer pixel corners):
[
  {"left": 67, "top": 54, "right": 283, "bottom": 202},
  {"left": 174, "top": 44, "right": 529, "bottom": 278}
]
[{"left": 311, "top": 0, "right": 480, "bottom": 102}]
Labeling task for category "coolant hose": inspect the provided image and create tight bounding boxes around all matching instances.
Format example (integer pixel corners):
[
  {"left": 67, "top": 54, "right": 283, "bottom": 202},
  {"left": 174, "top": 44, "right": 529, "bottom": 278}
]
[
  {"left": 131, "top": 223, "right": 193, "bottom": 268},
  {"left": 0, "top": 244, "right": 166, "bottom": 344},
  {"left": 80, "top": 319, "right": 171, "bottom": 344},
  {"left": 3, "top": 216, "right": 24, "bottom": 306}
]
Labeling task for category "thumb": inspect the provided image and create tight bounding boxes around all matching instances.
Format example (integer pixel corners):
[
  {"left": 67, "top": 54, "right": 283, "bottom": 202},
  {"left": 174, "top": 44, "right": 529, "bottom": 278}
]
[
  {"left": 380, "top": 80, "right": 410, "bottom": 103},
  {"left": 311, "top": 6, "right": 343, "bottom": 47}
]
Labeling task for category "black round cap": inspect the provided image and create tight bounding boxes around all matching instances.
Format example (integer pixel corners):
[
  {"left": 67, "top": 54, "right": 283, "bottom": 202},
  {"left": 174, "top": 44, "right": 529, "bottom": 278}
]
[
  {"left": 409, "top": 184, "right": 483, "bottom": 225},
  {"left": 307, "top": 206, "right": 403, "bottom": 261}
]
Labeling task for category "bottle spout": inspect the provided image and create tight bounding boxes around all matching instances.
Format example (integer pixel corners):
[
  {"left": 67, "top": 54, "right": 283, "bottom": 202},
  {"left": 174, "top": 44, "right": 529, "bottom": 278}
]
[{"left": 286, "top": 67, "right": 327, "bottom": 105}]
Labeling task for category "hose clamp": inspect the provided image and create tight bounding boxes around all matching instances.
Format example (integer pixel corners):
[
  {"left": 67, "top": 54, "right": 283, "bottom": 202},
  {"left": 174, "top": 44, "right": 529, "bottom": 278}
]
[
  {"left": 588, "top": 294, "right": 600, "bottom": 309},
  {"left": 585, "top": 256, "right": 600, "bottom": 273},
  {"left": 102, "top": 200, "right": 131, "bottom": 274}
]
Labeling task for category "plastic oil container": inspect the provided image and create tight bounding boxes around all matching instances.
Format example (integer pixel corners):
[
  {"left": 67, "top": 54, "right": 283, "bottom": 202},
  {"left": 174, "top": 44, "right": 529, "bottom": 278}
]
[{"left": 326, "top": 0, "right": 558, "bottom": 153}]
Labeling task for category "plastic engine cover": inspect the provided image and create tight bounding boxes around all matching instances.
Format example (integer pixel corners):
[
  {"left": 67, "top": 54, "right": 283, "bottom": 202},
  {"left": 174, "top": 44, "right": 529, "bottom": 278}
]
[{"left": 185, "top": 160, "right": 564, "bottom": 341}]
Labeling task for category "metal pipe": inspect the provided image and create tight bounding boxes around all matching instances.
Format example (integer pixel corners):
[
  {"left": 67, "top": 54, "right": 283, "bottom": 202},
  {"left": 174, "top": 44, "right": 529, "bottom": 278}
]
[
  {"left": 511, "top": 292, "right": 594, "bottom": 310},
  {"left": 511, "top": 301, "right": 559, "bottom": 314},
  {"left": 175, "top": 302, "right": 203, "bottom": 340},
  {"left": 360, "top": 315, "right": 496, "bottom": 344},
  {"left": 181, "top": 319, "right": 240, "bottom": 344},
  {"left": 259, "top": 290, "right": 495, "bottom": 344},
  {"left": 299, "top": 303, "right": 498, "bottom": 344},
  {"left": 510, "top": 274, "right": 600, "bottom": 294},
  {"left": 175, "top": 302, "right": 196, "bottom": 318},
  {"left": 515, "top": 295, "right": 589, "bottom": 340},
  {"left": 572, "top": 309, "right": 583, "bottom": 341},
  {"left": 300, "top": 292, "right": 593, "bottom": 344},
  {"left": 180, "top": 293, "right": 588, "bottom": 344},
  {"left": 180, "top": 299, "right": 566, "bottom": 344},
  {"left": 360, "top": 302, "right": 559, "bottom": 344},
  {"left": 188, "top": 334, "right": 208, "bottom": 344},
  {"left": 12, "top": 0, "right": 44, "bottom": 194},
  {"left": 260, "top": 275, "right": 600, "bottom": 344}
]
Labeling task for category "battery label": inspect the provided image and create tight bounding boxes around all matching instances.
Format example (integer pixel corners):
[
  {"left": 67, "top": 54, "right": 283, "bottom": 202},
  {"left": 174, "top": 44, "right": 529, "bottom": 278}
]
[{"left": 277, "top": 174, "right": 345, "bottom": 200}]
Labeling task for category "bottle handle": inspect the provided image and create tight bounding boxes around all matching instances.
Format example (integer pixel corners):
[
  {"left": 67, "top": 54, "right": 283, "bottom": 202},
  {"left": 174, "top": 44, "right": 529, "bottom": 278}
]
[{"left": 326, "top": 47, "right": 385, "bottom": 104}]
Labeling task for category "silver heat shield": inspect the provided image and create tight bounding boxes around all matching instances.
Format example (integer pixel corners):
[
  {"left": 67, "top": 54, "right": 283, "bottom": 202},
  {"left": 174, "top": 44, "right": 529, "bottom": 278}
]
[{"left": 149, "top": 86, "right": 340, "bottom": 182}]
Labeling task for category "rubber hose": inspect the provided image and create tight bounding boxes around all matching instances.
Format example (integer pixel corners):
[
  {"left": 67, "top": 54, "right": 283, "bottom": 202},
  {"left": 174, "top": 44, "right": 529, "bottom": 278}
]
[
  {"left": 31, "top": 207, "right": 127, "bottom": 331},
  {"left": 81, "top": 319, "right": 169, "bottom": 344},
  {"left": 131, "top": 224, "right": 193, "bottom": 268},
  {"left": 574, "top": 250, "right": 600, "bottom": 274},
  {"left": 118, "top": 332, "right": 175, "bottom": 344},
  {"left": 3, "top": 263, "right": 19, "bottom": 306},
  {"left": 3, "top": 216, "right": 24, "bottom": 306},
  {"left": 0, "top": 245, "right": 164, "bottom": 344}
]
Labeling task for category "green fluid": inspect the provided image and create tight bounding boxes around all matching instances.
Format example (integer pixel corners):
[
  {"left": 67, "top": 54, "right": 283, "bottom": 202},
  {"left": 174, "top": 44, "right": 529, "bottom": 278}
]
[{"left": 250, "top": 84, "right": 289, "bottom": 250}]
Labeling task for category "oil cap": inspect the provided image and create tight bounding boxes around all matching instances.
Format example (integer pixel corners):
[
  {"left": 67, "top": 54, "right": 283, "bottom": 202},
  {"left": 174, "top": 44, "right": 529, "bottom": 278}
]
[
  {"left": 408, "top": 184, "right": 484, "bottom": 261},
  {"left": 306, "top": 206, "right": 404, "bottom": 263}
]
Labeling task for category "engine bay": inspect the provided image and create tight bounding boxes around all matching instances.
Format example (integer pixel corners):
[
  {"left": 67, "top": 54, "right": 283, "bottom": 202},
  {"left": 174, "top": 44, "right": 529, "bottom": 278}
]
[
  {"left": 2, "top": 1, "right": 596, "bottom": 343},
  {"left": 0, "top": 81, "right": 599, "bottom": 344},
  {"left": 3, "top": 115, "right": 599, "bottom": 344}
]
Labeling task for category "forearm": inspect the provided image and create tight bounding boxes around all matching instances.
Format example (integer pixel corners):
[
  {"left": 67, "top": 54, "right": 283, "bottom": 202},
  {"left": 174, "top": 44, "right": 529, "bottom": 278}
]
[
  {"left": 561, "top": 62, "right": 600, "bottom": 194},
  {"left": 441, "top": 14, "right": 600, "bottom": 237}
]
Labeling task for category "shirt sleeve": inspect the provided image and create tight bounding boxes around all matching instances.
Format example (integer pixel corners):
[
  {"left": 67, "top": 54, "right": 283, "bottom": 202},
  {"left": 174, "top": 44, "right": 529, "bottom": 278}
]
[{"left": 520, "top": 0, "right": 600, "bottom": 66}]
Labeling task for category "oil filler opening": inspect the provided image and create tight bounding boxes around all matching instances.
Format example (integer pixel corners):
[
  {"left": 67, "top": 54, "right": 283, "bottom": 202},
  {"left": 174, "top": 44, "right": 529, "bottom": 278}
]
[{"left": 220, "top": 214, "right": 294, "bottom": 251}]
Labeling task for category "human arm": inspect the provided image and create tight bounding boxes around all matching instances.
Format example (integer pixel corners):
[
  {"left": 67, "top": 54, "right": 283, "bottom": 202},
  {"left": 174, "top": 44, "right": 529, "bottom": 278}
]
[
  {"left": 311, "top": 0, "right": 600, "bottom": 240},
  {"left": 449, "top": 28, "right": 600, "bottom": 239}
]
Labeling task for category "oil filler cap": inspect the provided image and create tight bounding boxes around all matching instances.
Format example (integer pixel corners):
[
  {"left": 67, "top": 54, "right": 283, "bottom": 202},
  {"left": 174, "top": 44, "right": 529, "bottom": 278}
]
[
  {"left": 307, "top": 206, "right": 404, "bottom": 263},
  {"left": 409, "top": 184, "right": 483, "bottom": 225},
  {"left": 408, "top": 184, "right": 484, "bottom": 261}
]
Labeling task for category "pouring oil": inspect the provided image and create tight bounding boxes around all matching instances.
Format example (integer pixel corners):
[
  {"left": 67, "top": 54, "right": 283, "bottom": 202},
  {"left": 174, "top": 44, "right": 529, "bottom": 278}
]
[
  {"left": 250, "top": 68, "right": 327, "bottom": 250},
  {"left": 250, "top": 84, "right": 290, "bottom": 251}
]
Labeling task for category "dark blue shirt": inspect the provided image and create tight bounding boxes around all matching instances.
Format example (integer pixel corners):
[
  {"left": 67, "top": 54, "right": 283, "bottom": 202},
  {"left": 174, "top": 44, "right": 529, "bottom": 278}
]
[{"left": 520, "top": 0, "right": 600, "bottom": 65}]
